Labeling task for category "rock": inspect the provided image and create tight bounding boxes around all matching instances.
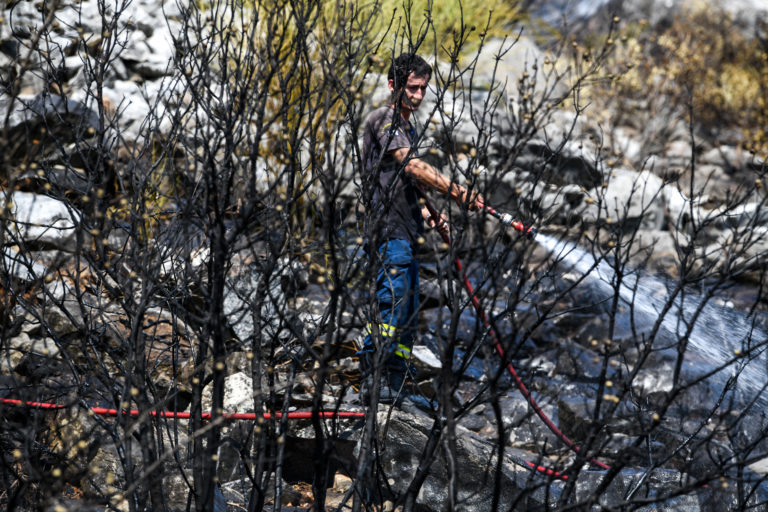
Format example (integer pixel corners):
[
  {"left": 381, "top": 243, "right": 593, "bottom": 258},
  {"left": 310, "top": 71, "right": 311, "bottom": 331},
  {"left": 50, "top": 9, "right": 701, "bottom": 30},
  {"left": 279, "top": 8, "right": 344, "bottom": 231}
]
[
  {"left": 457, "top": 411, "right": 489, "bottom": 432},
  {"left": 0, "top": 95, "right": 100, "bottom": 164},
  {"left": 664, "top": 139, "right": 695, "bottom": 167},
  {"left": 162, "top": 0, "right": 192, "bottom": 21},
  {"left": 332, "top": 471, "right": 353, "bottom": 492},
  {"left": 202, "top": 371, "right": 254, "bottom": 413},
  {"left": 367, "top": 410, "right": 562, "bottom": 510},
  {"left": 582, "top": 168, "right": 666, "bottom": 230},
  {"left": 200, "top": 371, "right": 290, "bottom": 483},
  {"left": 556, "top": 382, "right": 654, "bottom": 448},
  {"left": 80, "top": 411, "right": 196, "bottom": 511},
  {"left": 121, "top": 29, "right": 175, "bottom": 79},
  {"left": 699, "top": 144, "right": 754, "bottom": 172},
  {"left": 223, "top": 255, "right": 309, "bottom": 345},
  {"left": 611, "top": 126, "right": 644, "bottom": 165},
  {"left": 700, "top": 227, "right": 768, "bottom": 274},
  {"left": 123, "top": 0, "right": 169, "bottom": 36},
  {"left": 38, "top": 165, "right": 91, "bottom": 195},
  {"left": 1, "top": 191, "right": 81, "bottom": 250},
  {"left": 537, "top": 110, "right": 587, "bottom": 160},
  {"left": 66, "top": 57, "right": 130, "bottom": 96},
  {"left": 0, "top": 332, "right": 59, "bottom": 375},
  {"left": 551, "top": 342, "right": 616, "bottom": 382},
  {"left": 608, "top": 0, "right": 768, "bottom": 32},
  {"left": 714, "top": 201, "right": 768, "bottom": 229},
  {"left": 119, "top": 29, "right": 151, "bottom": 65},
  {"left": 2, "top": 245, "right": 49, "bottom": 282},
  {"left": 98, "top": 80, "right": 153, "bottom": 141},
  {"left": 411, "top": 345, "right": 442, "bottom": 376},
  {"left": 572, "top": 467, "right": 704, "bottom": 510},
  {"left": 518, "top": 113, "right": 604, "bottom": 189},
  {"left": 473, "top": 36, "right": 552, "bottom": 98},
  {"left": 631, "top": 229, "right": 679, "bottom": 275},
  {"left": 219, "top": 473, "right": 304, "bottom": 509},
  {"left": 661, "top": 185, "right": 705, "bottom": 231}
]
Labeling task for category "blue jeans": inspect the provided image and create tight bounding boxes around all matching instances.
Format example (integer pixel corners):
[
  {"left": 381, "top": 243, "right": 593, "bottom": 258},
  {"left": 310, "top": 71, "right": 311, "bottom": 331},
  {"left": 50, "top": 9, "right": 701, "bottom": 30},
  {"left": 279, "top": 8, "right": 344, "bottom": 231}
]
[{"left": 360, "top": 239, "right": 419, "bottom": 372}]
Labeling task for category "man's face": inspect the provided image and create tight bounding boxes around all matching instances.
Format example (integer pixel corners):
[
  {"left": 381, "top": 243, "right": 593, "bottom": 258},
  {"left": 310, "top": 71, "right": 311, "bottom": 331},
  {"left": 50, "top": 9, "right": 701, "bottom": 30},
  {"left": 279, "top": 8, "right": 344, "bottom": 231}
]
[{"left": 389, "top": 72, "right": 429, "bottom": 113}]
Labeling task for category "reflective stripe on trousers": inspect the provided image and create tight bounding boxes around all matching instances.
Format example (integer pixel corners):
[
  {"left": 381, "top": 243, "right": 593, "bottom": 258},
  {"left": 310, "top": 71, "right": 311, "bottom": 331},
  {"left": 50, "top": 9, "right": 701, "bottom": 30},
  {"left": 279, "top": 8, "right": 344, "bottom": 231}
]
[{"left": 361, "top": 323, "right": 412, "bottom": 359}]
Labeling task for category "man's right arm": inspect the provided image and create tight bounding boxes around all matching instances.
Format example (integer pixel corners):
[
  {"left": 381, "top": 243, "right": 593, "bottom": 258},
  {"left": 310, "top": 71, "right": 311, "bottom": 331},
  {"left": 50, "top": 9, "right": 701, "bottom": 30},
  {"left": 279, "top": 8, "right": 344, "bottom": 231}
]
[{"left": 391, "top": 147, "right": 484, "bottom": 211}]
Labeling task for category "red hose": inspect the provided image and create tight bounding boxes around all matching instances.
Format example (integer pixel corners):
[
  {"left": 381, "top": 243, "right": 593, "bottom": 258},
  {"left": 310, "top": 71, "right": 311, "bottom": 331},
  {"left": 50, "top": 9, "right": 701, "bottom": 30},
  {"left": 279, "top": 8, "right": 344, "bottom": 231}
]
[
  {"left": 0, "top": 397, "right": 364, "bottom": 420},
  {"left": 0, "top": 396, "right": 568, "bottom": 479},
  {"left": 523, "top": 460, "right": 569, "bottom": 480},
  {"left": 422, "top": 196, "right": 611, "bottom": 472}
]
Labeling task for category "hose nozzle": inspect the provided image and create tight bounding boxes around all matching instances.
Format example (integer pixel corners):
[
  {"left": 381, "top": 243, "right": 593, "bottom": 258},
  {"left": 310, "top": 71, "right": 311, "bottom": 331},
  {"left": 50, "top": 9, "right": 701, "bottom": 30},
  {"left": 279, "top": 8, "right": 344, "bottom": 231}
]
[
  {"left": 511, "top": 220, "right": 537, "bottom": 240},
  {"left": 485, "top": 206, "right": 537, "bottom": 239}
]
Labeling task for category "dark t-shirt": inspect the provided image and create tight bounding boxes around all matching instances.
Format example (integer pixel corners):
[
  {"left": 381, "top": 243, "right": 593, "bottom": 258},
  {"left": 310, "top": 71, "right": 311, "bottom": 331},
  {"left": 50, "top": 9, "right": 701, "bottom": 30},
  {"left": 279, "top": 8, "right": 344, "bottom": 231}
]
[{"left": 362, "top": 105, "right": 424, "bottom": 245}]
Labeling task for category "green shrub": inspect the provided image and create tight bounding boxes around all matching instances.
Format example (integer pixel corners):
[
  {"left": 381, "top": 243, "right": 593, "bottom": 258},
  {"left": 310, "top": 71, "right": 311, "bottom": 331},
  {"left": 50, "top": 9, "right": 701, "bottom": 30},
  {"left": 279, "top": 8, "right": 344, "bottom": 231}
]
[
  {"left": 599, "top": 7, "right": 767, "bottom": 154},
  {"left": 351, "top": 0, "right": 525, "bottom": 58}
]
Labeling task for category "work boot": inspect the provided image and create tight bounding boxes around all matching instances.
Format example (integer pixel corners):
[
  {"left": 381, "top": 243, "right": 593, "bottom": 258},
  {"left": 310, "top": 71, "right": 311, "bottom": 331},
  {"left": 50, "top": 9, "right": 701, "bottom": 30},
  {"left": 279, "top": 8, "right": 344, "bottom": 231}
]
[
  {"left": 386, "top": 371, "right": 436, "bottom": 414},
  {"left": 359, "top": 367, "right": 404, "bottom": 406},
  {"left": 358, "top": 354, "right": 435, "bottom": 413},
  {"left": 379, "top": 360, "right": 435, "bottom": 413},
  {"left": 377, "top": 367, "right": 406, "bottom": 405},
  {"left": 358, "top": 353, "right": 407, "bottom": 405}
]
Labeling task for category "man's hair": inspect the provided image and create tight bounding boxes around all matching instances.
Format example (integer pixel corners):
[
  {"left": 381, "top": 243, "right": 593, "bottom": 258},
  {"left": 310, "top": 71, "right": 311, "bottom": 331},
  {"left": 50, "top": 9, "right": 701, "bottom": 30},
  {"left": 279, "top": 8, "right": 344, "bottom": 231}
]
[{"left": 387, "top": 53, "right": 432, "bottom": 90}]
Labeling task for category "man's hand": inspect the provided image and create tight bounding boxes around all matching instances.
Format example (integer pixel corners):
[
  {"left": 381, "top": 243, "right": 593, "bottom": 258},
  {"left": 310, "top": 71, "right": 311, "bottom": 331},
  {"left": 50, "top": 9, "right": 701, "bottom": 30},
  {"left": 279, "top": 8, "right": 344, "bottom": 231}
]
[
  {"left": 427, "top": 212, "right": 450, "bottom": 239},
  {"left": 455, "top": 185, "right": 485, "bottom": 211}
]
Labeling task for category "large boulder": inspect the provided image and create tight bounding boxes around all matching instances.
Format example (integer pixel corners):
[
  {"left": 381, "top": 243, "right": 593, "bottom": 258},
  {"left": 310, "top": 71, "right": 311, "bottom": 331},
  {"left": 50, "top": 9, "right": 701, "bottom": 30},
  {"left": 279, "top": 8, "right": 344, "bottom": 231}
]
[{"left": 369, "top": 410, "right": 560, "bottom": 510}]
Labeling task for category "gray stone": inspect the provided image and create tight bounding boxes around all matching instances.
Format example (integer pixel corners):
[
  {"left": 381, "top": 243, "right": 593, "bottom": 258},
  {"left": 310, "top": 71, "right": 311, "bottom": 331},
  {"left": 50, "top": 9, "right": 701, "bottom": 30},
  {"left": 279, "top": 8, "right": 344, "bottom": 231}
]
[
  {"left": 701, "top": 226, "right": 768, "bottom": 274},
  {"left": 79, "top": 410, "right": 195, "bottom": 511},
  {"left": 632, "top": 229, "right": 680, "bottom": 275},
  {"left": 119, "top": 29, "right": 150, "bottom": 63},
  {"left": 611, "top": 126, "right": 644, "bottom": 166},
  {"left": 411, "top": 345, "right": 442, "bottom": 375},
  {"left": 202, "top": 371, "right": 254, "bottom": 413},
  {"left": 200, "top": 372, "right": 259, "bottom": 484},
  {"left": 162, "top": 0, "right": 192, "bottom": 21},
  {"left": 2, "top": 191, "right": 80, "bottom": 250},
  {"left": 0, "top": 94, "right": 100, "bottom": 162},
  {"left": 608, "top": 0, "right": 768, "bottom": 33},
  {"left": 699, "top": 144, "right": 753, "bottom": 171},
  {"left": 715, "top": 201, "right": 768, "bottom": 228},
  {"left": 538, "top": 110, "right": 586, "bottom": 156},
  {"left": 573, "top": 468, "right": 703, "bottom": 510},
  {"left": 662, "top": 185, "right": 704, "bottom": 230},
  {"left": 2, "top": 246, "right": 49, "bottom": 282},
  {"left": 583, "top": 168, "right": 666, "bottom": 230},
  {"left": 123, "top": 0, "right": 166, "bottom": 36},
  {"left": 219, "top": 473, "right": 304, "bottom": 508},
  {"left": 122, "top": 30, "right": 174, "bottom": 79},
  {"left": 664, "top": 139, "right": 694, "bottom": 166}
]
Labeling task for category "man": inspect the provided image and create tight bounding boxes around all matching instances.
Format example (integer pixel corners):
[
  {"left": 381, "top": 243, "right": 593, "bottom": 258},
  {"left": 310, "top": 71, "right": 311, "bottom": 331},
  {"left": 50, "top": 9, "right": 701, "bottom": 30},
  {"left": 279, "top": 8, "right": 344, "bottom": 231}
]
[{"left": 358, "top": 53, "right": 484, "bottom": 407}]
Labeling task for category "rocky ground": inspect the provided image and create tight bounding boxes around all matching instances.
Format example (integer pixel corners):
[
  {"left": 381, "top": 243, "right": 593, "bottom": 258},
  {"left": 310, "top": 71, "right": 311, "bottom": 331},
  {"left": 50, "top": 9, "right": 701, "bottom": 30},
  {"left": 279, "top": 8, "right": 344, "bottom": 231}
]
[{"left": 1, "top": 0, "right": 768, "bottom": 510}]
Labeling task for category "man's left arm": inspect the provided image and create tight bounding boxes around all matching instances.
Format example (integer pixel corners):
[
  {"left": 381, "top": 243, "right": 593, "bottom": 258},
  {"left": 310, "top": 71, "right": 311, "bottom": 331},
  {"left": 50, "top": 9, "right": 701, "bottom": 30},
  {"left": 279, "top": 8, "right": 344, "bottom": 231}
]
[{"left": 421, "top": 205, "right": 450, "bottom": 239}]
